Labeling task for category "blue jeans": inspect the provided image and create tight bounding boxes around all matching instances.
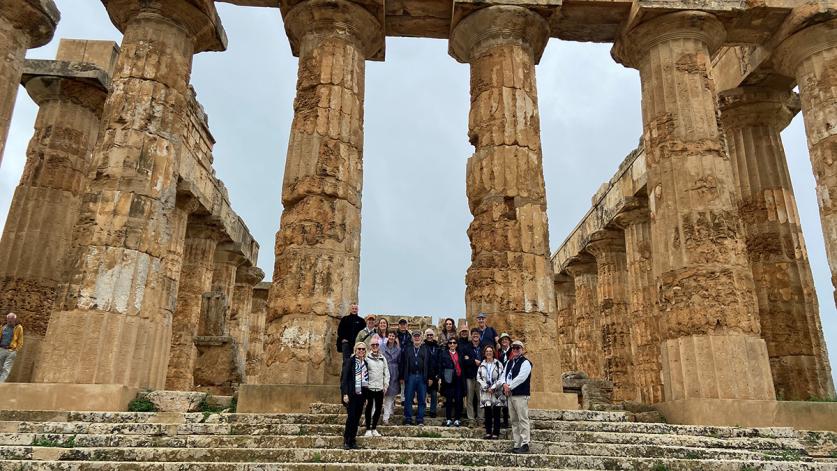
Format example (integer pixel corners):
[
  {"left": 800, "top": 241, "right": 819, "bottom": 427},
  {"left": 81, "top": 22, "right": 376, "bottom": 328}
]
[
  {"left": 404, "top": 373, "right": 427, "bottom": 422},
  {"left": 428, "top": 382, "right": 438, "bottom": 415}
]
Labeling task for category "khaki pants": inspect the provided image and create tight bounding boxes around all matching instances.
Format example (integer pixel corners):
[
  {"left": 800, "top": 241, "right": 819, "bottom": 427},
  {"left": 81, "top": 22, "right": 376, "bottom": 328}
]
[
  {"left": 0, "top": 349, "right": 16, "bottom": 383},
  {"left": 508, "top": 395, "right": 530, "bottom": 447},
  {"left": 465, "top": 378, "right": 483, "bottom": 420}
]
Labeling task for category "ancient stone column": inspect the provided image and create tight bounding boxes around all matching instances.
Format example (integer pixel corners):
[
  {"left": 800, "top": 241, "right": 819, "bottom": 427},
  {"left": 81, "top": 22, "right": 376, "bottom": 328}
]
[
  {"left": 565, "top": 256, "right": 601, "bottom": 379},
  {"left": 264, "top": 0, "right": 383, "bottom": 385},
  {"left": 0, "top": 40, "right": 116, "bottom": 382},
  {"left": 246, "top": 282, "right": 269, "bottom": 384},
  {"left": 34, "top": 0, "right": 226, "bottom": 389},
  {"left": 774, "top": 20, "right": 837, "bottom": 309},
  {"left": 613, "top": 202, "right": 663, "bottom": 404},
  {"left": 554, "top": 273, "right": 576, "bottom": 373},
  {"left": 202, "top": 247, "right": 243, "bottom": 336},
  {"left": 229, "top": 265, "right": 265, "bottom": 365},
  {"left": 165, "top": 221, "right": 221, "bottom": 391},
  {"left": 0, "top": 0, "right": 59, "bottom": 166},
  {"left": 451, "top": 5, "right": 559, "bottom": 394},
  {"left": 613, "top": 12, "right": 775, "bottom": 401},
  {"left": 720, "top": 86, "right": 836, "bottom": 400},
  {"left": 586, "top": 230, "right": 634, "bottom": 402}
]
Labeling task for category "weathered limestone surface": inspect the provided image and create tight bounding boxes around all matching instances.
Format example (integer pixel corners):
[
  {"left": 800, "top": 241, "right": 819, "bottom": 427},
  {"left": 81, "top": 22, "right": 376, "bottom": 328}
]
[
  {"left": 553, "top": 273, "right": 576, "bottom": 373},
  {"left": 565, "top": 257, "right": 601, "bottom": 380},
  {"left": 720, "top": 85, "right": 836, "bottom": 401},
  {"left": 0, "top": 40, "right": 116, "bottom": 382},
  {"left": 0, "top": 0, "right": 59, "bottom": 166},
  {"left": 166, "top": 222, "right": 221, "bottom": 391},
  {"left": 613, "top": 11, "right": 775, "bottom": 401},
  {"left": 230, "top": 266, "right": 265, "bottom": 366},
  {"left": 613, "top": 201, "right": 662, "bottom": 404},
  {"left": 245, "top": 282, "right": 270, "bottom": 384},
  {"left": 774, "top": 19, "right": 837, "bottom": 309},
  {"left": 586, "top": 230, "right": 634, "bottom": 402},
  {"left": 193, "top": 335, "right": 243, "bottom": 395},
  {"left": 263, "top": 0, "right": 383, "bottom": 385},
  {"left": 34, "top": 0, "right": 227, "bottom": 389},
  {"left": 451, "top": 4, "right": 559, "bottom": 396}
]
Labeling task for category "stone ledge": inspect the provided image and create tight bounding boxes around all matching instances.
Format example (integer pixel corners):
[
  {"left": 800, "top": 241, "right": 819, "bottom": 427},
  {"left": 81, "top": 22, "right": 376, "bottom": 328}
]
[
  {"left": 656, "top": 398, "right": 837, "bottom": 432},
  {"left": 0, "top": 384, "right": 138, "bottom": 412},
  {"left": 529, "top": 392, "right": 580, "bottom": 410},
  {"left": 238, "top": 384, "right": 340, "bottom": 413}
]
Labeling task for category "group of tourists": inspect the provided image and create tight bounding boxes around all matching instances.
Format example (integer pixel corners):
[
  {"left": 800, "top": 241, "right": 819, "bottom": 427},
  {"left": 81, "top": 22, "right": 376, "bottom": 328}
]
[
  {"left": 0, "top": 313, "right": 22, "bottom": 383},
  {"left": 337, "top": 305, "right": 533, "bottom": 454}
]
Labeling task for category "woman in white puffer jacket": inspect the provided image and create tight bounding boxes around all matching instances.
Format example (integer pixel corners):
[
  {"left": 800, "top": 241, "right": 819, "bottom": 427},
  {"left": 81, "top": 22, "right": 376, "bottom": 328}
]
[{"left": 363, "top": 334, "right": 389, "bottom": 436}]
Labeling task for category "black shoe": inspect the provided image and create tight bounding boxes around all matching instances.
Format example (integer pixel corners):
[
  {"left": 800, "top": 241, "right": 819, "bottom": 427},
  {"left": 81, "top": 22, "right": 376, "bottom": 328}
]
[
  {"left": 343, "top": 442, "right": 351, "bottom": 450},
  {"left": 509, "top": 447, "right": 520, "bottom": 454},
  {"left": 403, "top": 418, "right": 413, "bottom": 426},
  {"left": 517, "top": 444, "right": 529, "bottom": 454},
  {"left": 416, "top": 421, "right": 424, "bottom": 426},
  {"left": 350, "top": 441, "right": 359, "bottom": 450},
  {"left": 428, "top": 412, "right": 437, "bottom": 418}
]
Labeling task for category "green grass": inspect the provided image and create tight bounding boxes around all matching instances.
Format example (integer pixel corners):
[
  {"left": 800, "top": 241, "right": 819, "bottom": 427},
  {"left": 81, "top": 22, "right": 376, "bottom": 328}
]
[
  {"left": 127, "top": 397, "right": 157, "bottom": 412},
  {"left": 310, "top": 452, "right": 322, "bottom": 463},
  {"left": 762, "top": 449, "right": 802, "bottom": 462},
  {"left": 416, "top": 430, "right": 442, "bottom": 438},
  {"left": 32, "top": 435, "right": 76, "bottom": 448},
  {"left": 651, "top": 463, "right": 670, "bottom": 471},
  {"left": 684, "top": 451, "right": 701, "bottom": 460},
  {"left": 197, "top": 398, "right": 226, "bottom": 414},
  {"left": 806, "top": 396, "right": 837, "bottom": 402},
  {"left": 829, "top": 450, "right": 837, "bottom": 458}
]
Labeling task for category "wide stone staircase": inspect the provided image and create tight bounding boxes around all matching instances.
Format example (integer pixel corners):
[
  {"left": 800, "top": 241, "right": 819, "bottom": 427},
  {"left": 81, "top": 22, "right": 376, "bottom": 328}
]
[{"left": 0, "top": 401, "right": 835, "bottom": 470}]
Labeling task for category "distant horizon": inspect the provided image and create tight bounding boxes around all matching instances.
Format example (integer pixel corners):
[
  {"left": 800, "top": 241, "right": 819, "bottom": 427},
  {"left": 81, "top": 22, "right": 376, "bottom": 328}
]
[{"left": 1, "top": 1, "right": 834, "bottom": 385}]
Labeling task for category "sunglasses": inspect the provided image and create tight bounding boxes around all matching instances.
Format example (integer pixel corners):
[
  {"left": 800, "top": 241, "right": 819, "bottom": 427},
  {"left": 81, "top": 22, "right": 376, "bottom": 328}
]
[
  {"left": 357, "top": 347, "right": 366, "bottom": 350},
  {"left": 512, "top": 346, "right": 522, "bottom": 350},
  {"left": 371, "top": 344, "right": 379, "bottom": 347}
]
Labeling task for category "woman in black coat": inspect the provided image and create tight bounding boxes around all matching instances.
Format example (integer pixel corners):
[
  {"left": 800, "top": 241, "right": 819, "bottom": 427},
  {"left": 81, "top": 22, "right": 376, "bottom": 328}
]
[
  {"left": 341, "top": 342, "right": 369, "bottom": 449},
  {"left": 438, "top": 337, "right": 465, "bottom": 427}
]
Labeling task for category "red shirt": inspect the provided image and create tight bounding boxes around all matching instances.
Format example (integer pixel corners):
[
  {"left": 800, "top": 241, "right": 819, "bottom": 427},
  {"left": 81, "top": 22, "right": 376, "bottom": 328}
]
[{"left": 450, "top": 350, "right": 462, "bottom": 377}]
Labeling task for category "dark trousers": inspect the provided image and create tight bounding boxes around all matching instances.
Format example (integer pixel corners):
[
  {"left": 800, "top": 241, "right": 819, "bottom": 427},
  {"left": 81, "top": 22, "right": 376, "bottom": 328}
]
[
  {"left": 364, "top": 389, "right": 384, "bottom": 429},
  {"left": 484, "top": 405, "right": 501, "bottom": 435},
  {"left": 428, "top": 382, "right": 438, "bottom": 414},
  {"left": 343, "top": 389, "right": 366, "bottom": 445},
  {"left": 444, "top": 377, "right": 464, "bottom": 421},
  {"left": 503, "top": 406, "right": 510, "bottom": 426}
]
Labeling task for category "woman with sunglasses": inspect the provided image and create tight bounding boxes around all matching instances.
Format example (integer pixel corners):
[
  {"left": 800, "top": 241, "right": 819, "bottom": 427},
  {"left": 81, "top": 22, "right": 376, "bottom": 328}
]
[
  {"left": 340, "top": 342, "right": 369, "bottom": 449},
  {"left": 438, "top": 337, "right": 465, "bottom": 426},
  {"left": 363, "top": 334, "right": 389, "bottom": 436}
]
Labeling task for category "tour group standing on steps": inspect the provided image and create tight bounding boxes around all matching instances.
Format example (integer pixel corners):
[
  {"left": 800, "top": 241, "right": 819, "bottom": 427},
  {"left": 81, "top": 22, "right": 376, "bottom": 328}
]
[{"left": 336, "top": 307, "right": 533, "bottom": 453}]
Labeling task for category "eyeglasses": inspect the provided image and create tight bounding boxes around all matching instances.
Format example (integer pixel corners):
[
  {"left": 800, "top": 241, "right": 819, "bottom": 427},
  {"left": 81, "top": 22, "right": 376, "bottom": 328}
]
[
  {"left": 426, "top": 334, "right": 434, "bottom": 337},
  {"left": 357, "top": 348, "right": 366, "bottom": 351},
  {"left": 512, "top": 346, "right": 522, "bottom": 350},
  {"left": 371, "top": 344, "right": 379, "bottom": 347}
]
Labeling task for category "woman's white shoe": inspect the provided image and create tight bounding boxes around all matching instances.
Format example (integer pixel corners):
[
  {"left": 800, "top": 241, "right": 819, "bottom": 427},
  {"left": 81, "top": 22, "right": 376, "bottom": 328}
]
[
  {"left": 363, "top": 430, "right": 373, "bottom": 437},
  {"left": 372, "top": 430, "right": 382, "bottom": 437}
]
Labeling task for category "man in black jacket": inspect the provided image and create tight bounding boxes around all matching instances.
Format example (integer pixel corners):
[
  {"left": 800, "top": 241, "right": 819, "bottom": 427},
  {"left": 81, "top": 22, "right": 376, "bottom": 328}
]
[
  {"left": 336, "top": 304, "right": 365, "bottom": 365},
  {"left": 399, "top": 331, "right": 434, "bottom": 425},
  {"left": 462, "top": 328, "right": 483, "bottom": 425},
  {"left": 423, "top": 328, "right": 441, "bottom": 418}
]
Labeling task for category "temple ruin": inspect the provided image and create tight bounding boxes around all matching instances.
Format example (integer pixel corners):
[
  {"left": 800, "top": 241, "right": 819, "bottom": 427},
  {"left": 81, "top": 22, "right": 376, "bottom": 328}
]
[{"left": 0, "top": 0, "right": 835, "bottom": 443}]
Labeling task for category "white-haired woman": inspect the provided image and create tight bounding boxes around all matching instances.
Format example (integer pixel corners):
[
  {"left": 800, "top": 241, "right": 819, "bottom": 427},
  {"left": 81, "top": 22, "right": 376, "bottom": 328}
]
[
  {"left": 341, "top": 342, "right": 369, "bottom": 449},
  {"left": 363, "top": 334, "right": 389, "bottom": 436}
]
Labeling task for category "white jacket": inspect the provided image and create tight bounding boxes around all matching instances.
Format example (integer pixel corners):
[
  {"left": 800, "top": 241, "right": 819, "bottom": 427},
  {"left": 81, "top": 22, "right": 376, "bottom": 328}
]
[{"left": 365, "top": 353, "right": 390, "bottom": 392}]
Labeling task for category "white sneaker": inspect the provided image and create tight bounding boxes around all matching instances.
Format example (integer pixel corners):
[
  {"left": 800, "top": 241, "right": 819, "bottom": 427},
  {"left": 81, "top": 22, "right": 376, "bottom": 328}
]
[
  {"left": 364, "top": 430, "right": 373, "bottom": 437},
  {"left": 372, "top": 430, "right": 381, "bottom": 437}
]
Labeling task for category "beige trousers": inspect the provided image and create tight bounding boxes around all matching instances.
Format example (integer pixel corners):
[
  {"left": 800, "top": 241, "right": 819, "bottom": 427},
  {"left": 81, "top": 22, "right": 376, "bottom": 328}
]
[{"left": 508, "top": 395, "right": 530, "bottom": 447}]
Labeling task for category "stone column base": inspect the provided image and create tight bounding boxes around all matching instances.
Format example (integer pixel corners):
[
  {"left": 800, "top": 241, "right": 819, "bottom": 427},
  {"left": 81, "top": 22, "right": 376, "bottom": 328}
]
[
  {"left": 529, "top": 392, "right": 580, "bottom": 410},
  {"left": 0, "top": 383, "right": 138, "bottom": 411},
  {"left": 237, "top": 384, "right": 340, "bottom": 413},
  {"left": 655, "top": 398, "right": 837, "bottom": 432}
]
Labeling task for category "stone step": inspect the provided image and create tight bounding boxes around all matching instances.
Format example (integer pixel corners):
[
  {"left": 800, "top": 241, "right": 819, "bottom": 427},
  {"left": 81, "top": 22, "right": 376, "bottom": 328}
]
[
  {"left": 0, "top": 433, "right": 798, "bottom": 461},
  {"left": 0, "top": 462, "right": 581, "bottom": 471},
  {"left": 308, "top": 403, "right": 626, "bottom": 422},
  {"left": 0, "top": 416, "right": 799, "bottom": 440},
  {"left": 0, "top": 423, "right": 804, "bottom": 456},
  {"left": 1, "top": 447, "right": 829, "bottom": 470}
]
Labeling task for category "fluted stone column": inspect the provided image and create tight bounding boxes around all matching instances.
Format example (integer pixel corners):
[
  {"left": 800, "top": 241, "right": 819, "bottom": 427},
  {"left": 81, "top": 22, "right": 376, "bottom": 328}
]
[
  {"left": 586, "top": 230, "right": 634, "bottom": 402},
  {"left": 264, "top": 0, "right": 383, "bottom": 385},
  {"left": 166, "top": 221, "right": 222, "bottom": 391},
  {"left": 565, "top": 257, "right": 601, "bottom": 379},
  {"left": 613, "top": 12, "right": 775, "bottom": 401},
  {"left": 0, "top": 0, "right": 59, "bottom": 166},
  {"left": 0, "top": 40, "right": 116, "bottom": 382},
  {"left": 34, "top": 0, "right": 226, "bottom": 389},
  {"left": 203, "top": 247, "right": 243, "bottom": 336},
  {"left": 720, "top": 86, "right": 836, "bottom": 400},
  {"left": 451, "top": 5, "right": 559, "bottom": 394},
  {"left": 554, "top": 273, "right": 577, "bottom": 373},
  {"left": 246, "top": 283, "right": 269, "bottom": 384},
  {"left": 775, "top": 20, "right": 837, "bottom": 309},
  {"left": 613, "top": 203, "right": 663, "bottom": 404},
  {"left": 230, "top": 265, "right": 265, "bottom": 365}
]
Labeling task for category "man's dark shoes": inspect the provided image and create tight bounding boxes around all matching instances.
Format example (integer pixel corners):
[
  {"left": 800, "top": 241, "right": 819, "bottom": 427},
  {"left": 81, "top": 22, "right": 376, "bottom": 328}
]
[
  {"left": 350, "top": 441, "right": 359, "bottom": 450},
  {"left": 403, "top": 418, "right": 413, "bottom": 426},
  {"left": 516, "top": 444, "right": 529, "bottom": 454},
  {"left": 428, "top": 412, "right": 437, "bottom": 418},
  {"left": 509, "top": 446, "right": 520, "bottom": 454},
  {"left": 343, "top": 442, "right": 351, "bottom": 450}
]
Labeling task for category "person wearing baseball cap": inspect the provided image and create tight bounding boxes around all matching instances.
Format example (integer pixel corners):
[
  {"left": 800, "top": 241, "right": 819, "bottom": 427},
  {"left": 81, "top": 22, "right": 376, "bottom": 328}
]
[
  {"left": 355, "top": 314, "right": 377, "bottom": 349},
  {"left": 396, "top": 318, "right": 411, "bottom": 350},
  {"left": 476, "top": 313, "right": 498, "bottom": 350},
  {"left": 423, "top": 328, "right": 441, "bottom": 418},
  {"left": 502, "top": 340, "right": 532, "bottom": 453},
  {"left": 399, "top": 330, "right": 434, "bottom": 425}
]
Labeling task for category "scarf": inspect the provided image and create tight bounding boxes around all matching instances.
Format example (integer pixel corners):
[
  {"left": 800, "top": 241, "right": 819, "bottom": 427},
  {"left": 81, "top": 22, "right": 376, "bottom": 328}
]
[
  {"left": 354, "top": 357, "right": 368, "bottom": 395},
  {"left": 450, "top": 350, "right": 461, "bottom": 377}
]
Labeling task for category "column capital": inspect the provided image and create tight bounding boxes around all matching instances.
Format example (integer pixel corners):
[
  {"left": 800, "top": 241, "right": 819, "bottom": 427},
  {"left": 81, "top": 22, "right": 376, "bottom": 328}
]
[
  {"left": 235, "top": 265, "right": 265, "bottom": 287},
  {"left": 564, "top": 254, "right": 598, "bottom": 278},
  {"left": 283, "top": 0, "right": 384, "bottom": 60},
  {"left": 773, "top": 19, "right": 837, "bottom": 79},
  {"left": 612, "top": 197, "right": 651, "bottom": 229},
  {"left": 185, "top": 219, "right": 225, "bottom": 241},
  {"left": 101, "top": 0, "right": 227, "bottom": 53},
  {"left": 718, "top": 86, "right": 800, "bottom": 131},
  {"left": 612, "top": 11, "right": 725, "bottom": 69},
  {"left": 585, "top": 229, "right": 626, "bottom": 258},
  {"left": 215, "top": 243, "right": 248, "bottom": 267},
  {"left": 450, "top": 5, "right": 549, "bottom": 64},
  {"left": 0, "top": 0, "right": 59, "bottom": 48}
]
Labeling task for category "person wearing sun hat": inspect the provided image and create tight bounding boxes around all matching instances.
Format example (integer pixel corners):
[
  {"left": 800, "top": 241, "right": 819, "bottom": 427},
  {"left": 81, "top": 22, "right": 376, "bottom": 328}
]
[
  {"left": 503, "top": 340, "right": 532, "bottom": 454},
  {"left": 496, "top": 332, "right": 513, "bottom": 428}
]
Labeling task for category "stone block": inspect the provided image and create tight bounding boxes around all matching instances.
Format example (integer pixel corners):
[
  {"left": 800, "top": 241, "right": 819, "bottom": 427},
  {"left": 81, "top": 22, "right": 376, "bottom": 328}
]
[
  {"left": 0, "top": 383, "right": 137, "bottom": 411},
  {"left": 581, "top": 379, "right": 614, "bottom": 410},
  {"left": 138, "top": 391, "right": 208, "bottom": 412},
  {"left": 529, "top": 392, "right": 580, "bottom": 410},
  {"left": 656, "top": 398, "right": 837, "bottom": 432},
  {"left": 237, "top": 384, "right": 340, "bottom": 413}
]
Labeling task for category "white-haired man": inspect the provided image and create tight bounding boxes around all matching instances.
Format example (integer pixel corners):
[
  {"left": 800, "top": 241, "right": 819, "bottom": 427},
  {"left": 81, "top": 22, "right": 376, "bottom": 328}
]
[{"left": 0, "top": 313, "right": 23, "bottom": 382}]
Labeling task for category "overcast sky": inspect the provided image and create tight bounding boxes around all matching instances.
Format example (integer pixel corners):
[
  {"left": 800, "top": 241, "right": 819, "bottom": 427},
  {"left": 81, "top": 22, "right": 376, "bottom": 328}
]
[{"left": 1, "top": 1, "right": 834, "bottom": 384}]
